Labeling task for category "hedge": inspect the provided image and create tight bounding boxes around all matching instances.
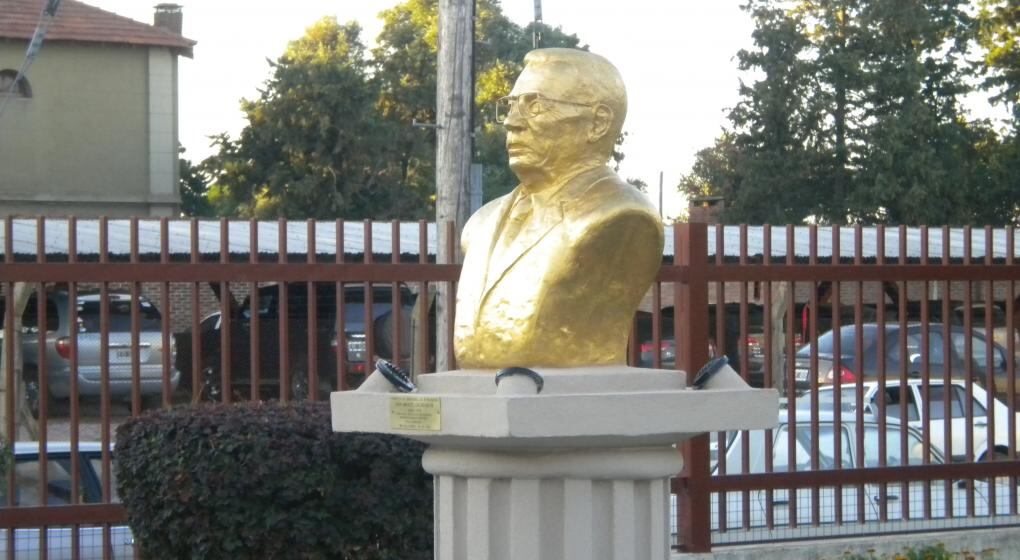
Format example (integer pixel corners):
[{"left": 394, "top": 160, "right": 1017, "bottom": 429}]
[{"left": 114, "top": 401, "right": 432, "bottom": 560}]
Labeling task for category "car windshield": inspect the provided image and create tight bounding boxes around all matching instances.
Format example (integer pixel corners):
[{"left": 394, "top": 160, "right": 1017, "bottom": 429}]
[{"left": 78, "top": 298, "right": 162, "bottom": 333}]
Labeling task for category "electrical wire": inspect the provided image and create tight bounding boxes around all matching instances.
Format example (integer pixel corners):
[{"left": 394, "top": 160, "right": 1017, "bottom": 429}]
[{"left": 0, "top": 0, "right": 62, "bottom": 124}]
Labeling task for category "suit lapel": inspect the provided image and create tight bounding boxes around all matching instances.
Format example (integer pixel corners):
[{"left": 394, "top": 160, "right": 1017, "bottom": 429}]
[{"left": 481, "top": 211, "right": 563, "bottom": 302}]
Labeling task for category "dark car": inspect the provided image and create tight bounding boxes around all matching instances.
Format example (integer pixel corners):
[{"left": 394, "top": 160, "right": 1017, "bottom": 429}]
[
  {"left": 174, "top": 282, "right": 415, "bottom": 401},
  {"left": 793, "top": 322, "right": 1013, "bottom": 393}
]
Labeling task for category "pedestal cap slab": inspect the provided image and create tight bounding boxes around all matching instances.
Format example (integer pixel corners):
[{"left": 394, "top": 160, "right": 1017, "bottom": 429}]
[{"left": 331, "top": 366, "right": 778, "bottom": 450}]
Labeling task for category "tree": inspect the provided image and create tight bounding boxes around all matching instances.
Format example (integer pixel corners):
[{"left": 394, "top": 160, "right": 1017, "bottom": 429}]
[
  {"left": 178, "top": 147, "right": 213, "bottom": 217},
  {"left": 198, "top": 1, "right": 597, "bottom": 219},
  {"left": 685, "top": 0, "right": 1008, "bottom": 226}
]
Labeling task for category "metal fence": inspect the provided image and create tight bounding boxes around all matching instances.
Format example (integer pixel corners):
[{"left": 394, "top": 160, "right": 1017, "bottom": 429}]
[{"left": 0, "top": 218, "right": 1018, "bottom": 557}]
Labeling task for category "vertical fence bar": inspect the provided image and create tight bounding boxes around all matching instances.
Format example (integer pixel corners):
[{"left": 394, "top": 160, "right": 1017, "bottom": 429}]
[
  {"left": 712, "top": 225, "right": 728, "bottom": 532},
  {"left": 250, "top": 219, "right": 261, "bottom": 401},
  {"left": 279, "top": 218, "right": 290, "bottom": 402},
  {"left": 808, "top": 225, "right": 820, "bottom": 526},
  {"left": 897, "top": 225, "right": 909, "bottom": 521},
  {"left": 338, "top": 218, "right": 350, "bottom": 389},
  {"left": 853, "top": 225, "right": 865, "bottom": 524},
  {"left": 3, "top": 217, "right": 12, "bottom": 560},
  {"left": 876, "top": 224, "right": 888, "bottom": 521},
  {"left": 220, "top": 219, "right": 232, "bottom": 404},
  {"left": 785, "top": 224, "right": 798, "bottom": 529},
  {"left": 34, "top": 217, "right": 49, "bottom": 560},
  {"left": 963, "top": 226, "right": 976, "bottom": 516},
  {"left": 308, "top": 219, "right": 319, "bottom": 401},
  {"left": 130, "top": 218, "right": 141, "bottom": 416},
  {"left": 444, "top": 221, "right": 456, "bottom": 370},
  {"left": 762, "top": 224, "right": 775, "bottom": 531},
  {"left": 416, "top": 220, "right": 430, "bottom": 378},
  {"left": 941, "top": 225, "right": 954, "bottom": 516},
  {"left": 676, "top": 222, "right": 710, "bottom": 552},
  {"left": 160, "top": 218, "right": 171, "bottom": 408},
  {"left": 1007, "top": 227, "right": 1018, "bottom": 514},
  {"left": 738, "top": 225, "right": 752, "bottom": 530},
  {"left": 363, "top": 220, "right": 375, "bottom": 377},
  {"left": 98, "top": 218, "right": 112, "bottom": 559},
  {"left": 831, "top": 225, "right": 843, "bottom": 526},
  {"left": 984, "top": 226, "right": 997, "bottom": 515},
  {"left": 391, "top": 221, "right": 403, "bottom": 374},
  {"left": 67, "top": 217, "right": 81, "bottom": 560},
  {"left": 919, "top": 225, "right": 932, "bottom": 520},
  {"left": 189, "top": 219, "right": 201, "bottom": 403}
]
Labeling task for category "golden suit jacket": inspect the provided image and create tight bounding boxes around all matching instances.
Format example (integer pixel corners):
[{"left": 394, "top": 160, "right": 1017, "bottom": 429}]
[{"left": 454, "top": 166, "right": 664, "bottom": 368}]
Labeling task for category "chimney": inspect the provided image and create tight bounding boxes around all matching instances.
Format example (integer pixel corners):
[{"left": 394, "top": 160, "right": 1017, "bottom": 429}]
[{"left": 153, "top": 4, "right": 183, "bottom": 34}]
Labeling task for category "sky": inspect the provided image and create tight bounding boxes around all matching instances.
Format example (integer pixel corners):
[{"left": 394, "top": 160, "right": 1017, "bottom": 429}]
[{"left": 81, "top": 0, "right": 757, "bottom": 220}]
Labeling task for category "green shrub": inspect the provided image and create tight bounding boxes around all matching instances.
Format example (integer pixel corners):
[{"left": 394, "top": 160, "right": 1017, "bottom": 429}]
[{"left": 114, "top": 401, "right": 432, "bottom": 560}]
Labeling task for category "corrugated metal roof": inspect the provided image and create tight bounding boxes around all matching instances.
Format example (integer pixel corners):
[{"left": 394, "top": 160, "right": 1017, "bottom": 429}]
[
  {"left": 0, "top": 220, "right": 1017, "bottom": 260},
  {"left": 0, "top": 219, "right": 438, "bottom": 258},
  {"left": 0, "top": 0, "right": 195, "bottom": 56}
]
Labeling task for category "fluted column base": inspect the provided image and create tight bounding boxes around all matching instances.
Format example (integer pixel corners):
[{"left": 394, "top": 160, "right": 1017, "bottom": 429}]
[{"left": 422, "top": 446, "right": 683, "bottom": 560}]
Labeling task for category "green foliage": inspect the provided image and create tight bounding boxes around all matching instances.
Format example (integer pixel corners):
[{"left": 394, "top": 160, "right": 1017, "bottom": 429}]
[
  {"left": 114, "top": 402, "right": 432, "bottom": 560},
  {"left": 197, "top": 1, "right": 599, "bottom": 218},
  {"left": 835, "top": 542, "right": 995, "bottom": 559},
  {"left": 178, "top": 147, "right": 214, "bottom": 217},
  {"left": 684, "top": 0, "right": 1020, "bottom": 226}
]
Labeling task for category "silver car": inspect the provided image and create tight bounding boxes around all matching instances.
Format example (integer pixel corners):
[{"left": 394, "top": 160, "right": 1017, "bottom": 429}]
[
  {"left": 673, "top": 411, "right": 1017, "bottom": 544},
  {"left": 18, "top": 290, "right": 179, "bottom": 415},
  {"left": 1, "top": 442, "right": 134, "bottom": 558}
]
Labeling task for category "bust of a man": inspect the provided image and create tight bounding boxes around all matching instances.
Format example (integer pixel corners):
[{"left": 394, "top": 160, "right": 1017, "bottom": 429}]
[{"left": 453, "top": 48, "right": 664, "bottom": 369}]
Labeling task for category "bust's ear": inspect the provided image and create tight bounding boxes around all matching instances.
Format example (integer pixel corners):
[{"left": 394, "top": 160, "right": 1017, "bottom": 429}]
[{"left": 588, "top": 104, "right": 613, "bottom": 143}]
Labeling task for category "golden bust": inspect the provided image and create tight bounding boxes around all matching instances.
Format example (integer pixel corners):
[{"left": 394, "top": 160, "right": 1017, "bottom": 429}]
[{"left": 453, "top": 48, "right": 664, "bottom": 369}]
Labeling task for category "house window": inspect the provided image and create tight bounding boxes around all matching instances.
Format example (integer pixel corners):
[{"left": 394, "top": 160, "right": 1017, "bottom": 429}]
[{"left": 0, "top": 69, "right": 32, "bottom": 98}]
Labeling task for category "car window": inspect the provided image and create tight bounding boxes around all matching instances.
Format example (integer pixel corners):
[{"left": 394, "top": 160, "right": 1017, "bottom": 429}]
[
  {"left": 862, "top": 425, "right": 940, "bottom": 467},
  {"left": 950, "top": 332, "right": 1005, "bottom": 370},
  {"left": 772, "top": 424, "right": 853, "bottom": 472},
  {"left": 925, "top": 384, "right": 987, "bottom": 420},
  {"left": 88, "top": 456, "right": 118, "bottom": 503},
  {"left": 21, "top": 293, "right": 60, "bottom": 333},
  {"left": 878, "top": 386, "right": 920, "bottom": 422},
  {"left": 887, "top": 330, "right": 944, "bottom": 366},
  {"left": 8, "top": 456, "right": 80, "bottom": 506},
  {"left": 78, "top": 297, "right": 162, "bottom": 333}
]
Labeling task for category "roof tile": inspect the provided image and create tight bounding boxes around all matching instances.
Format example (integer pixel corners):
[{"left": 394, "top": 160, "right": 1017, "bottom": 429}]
[{"left": 0, "top": 0, "right": 195, "bottom": 56}]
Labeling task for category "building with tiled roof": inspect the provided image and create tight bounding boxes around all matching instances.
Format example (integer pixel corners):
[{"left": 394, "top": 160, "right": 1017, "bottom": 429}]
[{"left": 0, "top": 1, "right": 196, "bottom": 217}]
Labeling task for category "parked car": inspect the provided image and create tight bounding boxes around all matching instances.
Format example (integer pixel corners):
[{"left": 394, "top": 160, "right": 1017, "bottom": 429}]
[
  {"left": 0, "top": 442, "right": 133, "bottom": 558},
  {"left": 672, "top": 411, "right": 1013, "bottom": 542},
  {"left": 174, "top": 282, "right": 416, "bottom": 400},
  {"left": 792, "top": 323, "right": 1012, "bottom": 393},
  {"left": 4, "top": 290, "right": 178, "bottom": 417},
  {"left": 952, "top": 303, "right": 1020, "bottom": 359},
  {"left": 637, "top": 304, "right": 765, "bottom": 386},
  {"left": 796, "top": 379, "right": 1020, "bottom": 462}
]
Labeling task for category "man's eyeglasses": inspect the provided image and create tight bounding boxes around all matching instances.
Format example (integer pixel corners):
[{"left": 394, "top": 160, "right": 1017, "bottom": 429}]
[{"left": 495, "top": 92, "right": 594, "bottom": 123}]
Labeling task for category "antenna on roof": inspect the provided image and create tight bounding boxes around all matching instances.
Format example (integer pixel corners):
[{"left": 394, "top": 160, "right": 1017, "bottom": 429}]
[{"left": 532, "top": 0, "right": 542, "bottom": 49}]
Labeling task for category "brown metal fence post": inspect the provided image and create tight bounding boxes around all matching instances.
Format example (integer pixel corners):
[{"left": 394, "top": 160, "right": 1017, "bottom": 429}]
[{"left": 675, "top": 222, "right": 711, "bottom": 552}]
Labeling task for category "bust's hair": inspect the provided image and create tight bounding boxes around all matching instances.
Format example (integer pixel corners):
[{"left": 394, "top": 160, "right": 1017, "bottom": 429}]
[{"left": 524, "top": 48, "right": 627, "bottom": 152}]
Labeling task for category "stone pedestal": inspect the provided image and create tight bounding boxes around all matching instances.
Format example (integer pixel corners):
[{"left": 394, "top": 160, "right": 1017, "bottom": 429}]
[
  {"left": 331, "top": 366, "right": 776, "bottom": 560},
  {"left": 425, "top": 446, "right": 680, "bottom": 560}
]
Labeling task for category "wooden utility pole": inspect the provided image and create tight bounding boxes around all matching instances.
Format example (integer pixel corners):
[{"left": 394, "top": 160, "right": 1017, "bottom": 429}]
[{"left": 435, "top": 0, "right": 474, "bottom": 371}]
